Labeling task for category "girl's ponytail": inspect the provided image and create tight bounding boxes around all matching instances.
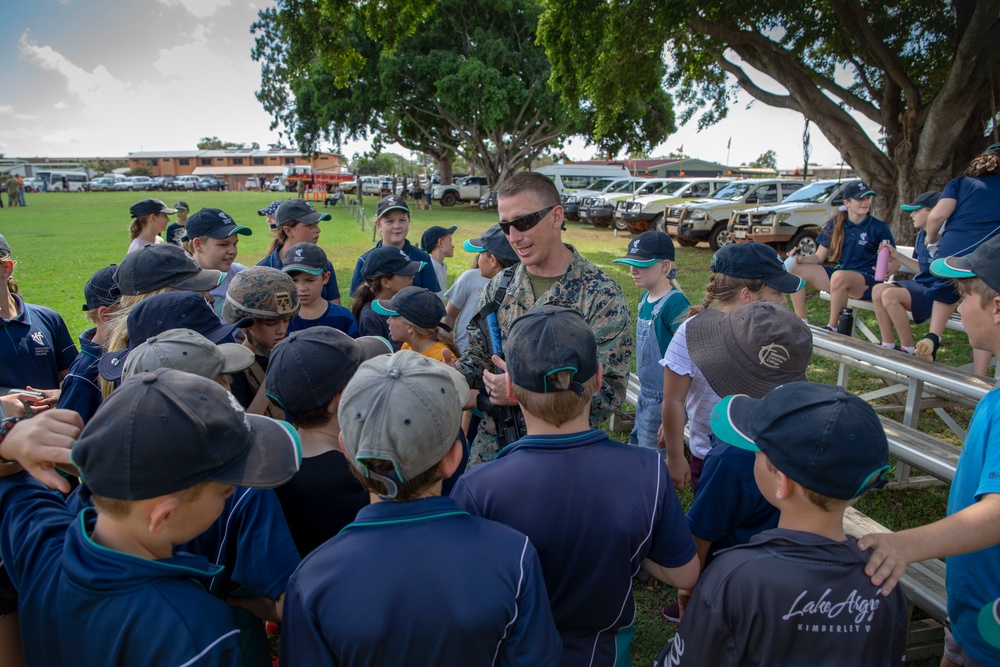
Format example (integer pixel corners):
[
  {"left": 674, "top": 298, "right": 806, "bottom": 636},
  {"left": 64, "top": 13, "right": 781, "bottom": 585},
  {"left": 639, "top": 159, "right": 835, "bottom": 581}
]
[{"left": 826, "top": 210, "right": 848, "bottom": 263}]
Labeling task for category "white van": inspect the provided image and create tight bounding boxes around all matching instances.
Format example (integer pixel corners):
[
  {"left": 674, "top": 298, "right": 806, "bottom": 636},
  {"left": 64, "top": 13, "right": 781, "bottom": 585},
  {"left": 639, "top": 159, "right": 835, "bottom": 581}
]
[
  {"left": 530, "top": 163, "right": 630, "bottom": 195},
  {"left": 36, "top": 170, "right": 89, "bottom": 192}
]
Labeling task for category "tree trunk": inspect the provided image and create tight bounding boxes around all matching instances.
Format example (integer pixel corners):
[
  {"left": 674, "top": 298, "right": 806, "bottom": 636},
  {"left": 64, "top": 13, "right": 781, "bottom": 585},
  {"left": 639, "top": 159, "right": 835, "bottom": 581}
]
[{"left": 438, "top": 156, "right": 453, "bottom": 185}]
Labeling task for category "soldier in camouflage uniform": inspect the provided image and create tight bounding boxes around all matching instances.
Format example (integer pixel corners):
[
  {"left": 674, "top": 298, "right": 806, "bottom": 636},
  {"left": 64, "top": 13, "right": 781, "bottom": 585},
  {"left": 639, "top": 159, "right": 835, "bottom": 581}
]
[{"left": 457, "top": 172, "right": 634, "bottom": 465}]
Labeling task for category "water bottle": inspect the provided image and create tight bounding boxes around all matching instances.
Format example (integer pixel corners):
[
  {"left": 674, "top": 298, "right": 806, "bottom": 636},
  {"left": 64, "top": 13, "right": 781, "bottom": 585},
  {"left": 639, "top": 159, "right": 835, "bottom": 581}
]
[
  {"left": 836, "top": 307, "right": 855, "bottom": 335},
  {"left": 783, "top": 252, "right": 798, "bottom": 273},
  {"left": 874, "top": 245, "right": 891, "bottom": 281}
]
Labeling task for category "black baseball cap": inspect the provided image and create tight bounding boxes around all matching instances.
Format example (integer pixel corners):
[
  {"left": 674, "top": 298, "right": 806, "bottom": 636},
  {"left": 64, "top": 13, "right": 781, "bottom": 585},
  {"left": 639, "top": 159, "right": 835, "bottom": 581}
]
[
  {"left": 613, "top": 231, "right": 675, "bottom": 267},
  {"left": 462, "top": 224, "right": 519, "bottom": 263},
  {"left": 930, "top": 233, "right": 1000, "bottom": 293},
  {"left": 506, "top": 305, "right": 598, "bottom": 397},
  {"left": 98, "top": 291, "right": 253, "bottom": 381},
  {"left": 72, "top": 369, "right": 301, "bottom": 500},
  {"left": 372, "top": 286, "right": 449, "bottom": 330},
  {"left": 710, "top": 242, "right": 805, "bottom": 293},
  {"left": 900, "top": 191, "right": 941, "bottom": 211},
  {"left": 376, "top": 195, "right": 410, "bottom": 219},
  {"left": 83, "top": 264, "right": 121, "bottom": 311},
  {"left": 712, "top": 382, "right": 890, "bottom": 500},
  {"left": 421, "top": 225, "right": 458, "bottom": 252},
  {"left": 173, "top": 201, "right": 190, "bottom": 211},
  {"left": 275, "top": 199, "right": 330, "bottom": 226},
  {"left": 842, "top": 181, "right": 877, "bottom": 200},
  {"left": 361, "top": 245, "right": 424, "bottom": 280},
  {"left": 183, "top": 208, "right": 252, "bottom": 240},
  {"left": 114, "top": 244, "right": 224, "bottom": 296},
  {"left": 0, "top": 233, "right": 10, "bottom": 257},
  {"left": 266, "top": 327, "right": 366, "bottom": 414},
  {"left": 281, "top": 243, "right": 327, "bottom": 276},
  {"left": 129, "top": 198, "right": 176, "bottom": 218}
]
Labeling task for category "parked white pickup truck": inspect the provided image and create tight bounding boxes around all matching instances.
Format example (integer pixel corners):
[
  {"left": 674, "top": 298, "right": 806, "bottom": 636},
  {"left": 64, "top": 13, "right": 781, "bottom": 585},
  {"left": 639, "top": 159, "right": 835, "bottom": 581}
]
[{"left": 432, "top": 176, "right": 489, "bottom": 206}]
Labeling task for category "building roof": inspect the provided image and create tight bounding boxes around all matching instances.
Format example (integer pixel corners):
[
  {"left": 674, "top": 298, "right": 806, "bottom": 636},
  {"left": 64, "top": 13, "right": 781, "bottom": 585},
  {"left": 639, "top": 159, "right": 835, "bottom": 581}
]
[
  {"left": 128, "top": 149, "right": 343, "bottom": 159},
  {"left": 192, "top": 165, "right": 285, "bottom": 176}
]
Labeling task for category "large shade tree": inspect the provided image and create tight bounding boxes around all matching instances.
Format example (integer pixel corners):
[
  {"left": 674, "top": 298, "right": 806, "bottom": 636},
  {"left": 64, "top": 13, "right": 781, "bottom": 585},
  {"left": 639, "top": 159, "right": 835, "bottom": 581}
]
[
  {"left": 252, "top": 0, "right": 674, "bottom": 186},
  {"left": 539, "top": 0, "right": 1000, "bottom": 238}
]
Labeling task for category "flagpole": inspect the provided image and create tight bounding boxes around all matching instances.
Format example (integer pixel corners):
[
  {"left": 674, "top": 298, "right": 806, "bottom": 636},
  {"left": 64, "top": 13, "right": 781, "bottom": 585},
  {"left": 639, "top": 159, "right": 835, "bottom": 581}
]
[{"left": 725, "top": 138, "right": 732, "bottom": 172}]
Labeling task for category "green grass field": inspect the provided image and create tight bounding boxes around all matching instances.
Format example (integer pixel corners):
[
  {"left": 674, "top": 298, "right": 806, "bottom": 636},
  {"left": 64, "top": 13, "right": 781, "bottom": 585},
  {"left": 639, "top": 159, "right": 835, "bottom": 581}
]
[{"left": 0, "top": 190, "right": 967, "bottom": 664}]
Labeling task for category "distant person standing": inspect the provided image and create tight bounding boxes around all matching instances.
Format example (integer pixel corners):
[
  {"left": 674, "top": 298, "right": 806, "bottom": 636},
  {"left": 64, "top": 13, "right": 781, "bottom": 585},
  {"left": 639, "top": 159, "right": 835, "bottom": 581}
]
[
  {"left": 16, "top": 175, "right": 25, "bottom": 206},
  {"left": 296, "top": 177, "right": 306, "bottom": 199},
  {"left": 5, "top": 174, "right": 18, "bottom": 208},
  {"left": 165, "top": 201, "right": 189, "bottom": 245}
]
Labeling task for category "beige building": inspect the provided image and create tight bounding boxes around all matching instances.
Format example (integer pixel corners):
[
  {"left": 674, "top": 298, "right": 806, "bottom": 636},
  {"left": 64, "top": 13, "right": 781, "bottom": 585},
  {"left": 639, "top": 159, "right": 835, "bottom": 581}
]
[{"left": 126, "top": 149, "right": 346, "bottom": 189}]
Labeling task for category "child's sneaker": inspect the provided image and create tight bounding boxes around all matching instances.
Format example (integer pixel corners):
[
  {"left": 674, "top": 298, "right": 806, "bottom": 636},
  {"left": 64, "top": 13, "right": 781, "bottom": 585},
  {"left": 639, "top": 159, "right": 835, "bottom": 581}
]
[
  {"left": 915, "top": 333, "right": 940, "bottom": 361},
  {"left": 660, "top": 601, "right": 681, "bottom": 623},
  {"left": 893, "top": 345, "right": 914, "bottom": 355}
]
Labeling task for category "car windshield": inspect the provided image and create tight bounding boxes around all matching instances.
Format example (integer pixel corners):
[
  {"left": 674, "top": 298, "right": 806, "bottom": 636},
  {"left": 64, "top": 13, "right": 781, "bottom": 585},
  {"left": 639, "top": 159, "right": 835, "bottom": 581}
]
[
  {"left": 634, "top": 181, "right": 663, "bottom": 195},
  {"left": 782, "top": 181, "right": 843, "bottom": 204},
  {"left": 587, "top": 178, "right": 616, "bottom": 191},
  {"left": 710, "top": 182, "right": 756, "bottom": 201},
  {"left": 655, "top": 181, "right": 689, "bottom": 195},
  {"left": 609, "top": 180, "right": 639, "bottom": 193}
]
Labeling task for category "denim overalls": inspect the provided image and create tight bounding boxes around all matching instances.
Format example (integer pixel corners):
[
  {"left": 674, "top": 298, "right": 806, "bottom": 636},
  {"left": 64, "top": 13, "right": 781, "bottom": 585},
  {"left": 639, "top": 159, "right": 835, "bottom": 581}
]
[{"left": 629, "top": 291, "right": 680, "bottom": 450}]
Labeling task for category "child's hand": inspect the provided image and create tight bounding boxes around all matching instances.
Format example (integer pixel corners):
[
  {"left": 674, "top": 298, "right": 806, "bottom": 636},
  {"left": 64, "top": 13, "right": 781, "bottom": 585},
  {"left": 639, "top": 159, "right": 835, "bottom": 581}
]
[
  {"left": 677, "top": 589, "right": 693, "bottom": 619},
  {"left": 25, "top": 386, "right": 60, "bottom": 408},
  {"left": 0, "top": 409, "right": 81, "bottom": 494},
  {"left": 857, "top": 531, "right": 911, "bottom": 596},
  {"left": 665, "top": 454, "right": 691, "bottom": 494}
]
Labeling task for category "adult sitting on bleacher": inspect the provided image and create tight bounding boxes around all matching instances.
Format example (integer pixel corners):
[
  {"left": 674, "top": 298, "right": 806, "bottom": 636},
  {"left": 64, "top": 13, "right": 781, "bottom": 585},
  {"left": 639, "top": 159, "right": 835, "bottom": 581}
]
[
  {"left": 914, "top": 143, "right": 1000, "bottom": 376},
  {"left": 788, "top": 181, "right": 894, "bottom": 330},
  {"left": 871, "top": 191, "right": 940, "bottom": 355}
]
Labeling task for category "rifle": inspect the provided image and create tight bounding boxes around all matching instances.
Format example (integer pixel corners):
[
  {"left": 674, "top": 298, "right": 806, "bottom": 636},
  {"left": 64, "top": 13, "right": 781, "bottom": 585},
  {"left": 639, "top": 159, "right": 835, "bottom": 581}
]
[{"left": 470, "top": 268, "right": 526, "bottom": 447}]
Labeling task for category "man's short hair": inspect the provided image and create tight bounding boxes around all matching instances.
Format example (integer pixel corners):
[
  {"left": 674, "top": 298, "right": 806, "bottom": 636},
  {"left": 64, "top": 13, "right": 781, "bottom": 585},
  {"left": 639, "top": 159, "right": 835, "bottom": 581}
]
[
  {"left": 496, "top": 172, "right": 560, "bottom": 207},
  {"left": 512, "top": 371, "right": 597, "bottom": 427}
]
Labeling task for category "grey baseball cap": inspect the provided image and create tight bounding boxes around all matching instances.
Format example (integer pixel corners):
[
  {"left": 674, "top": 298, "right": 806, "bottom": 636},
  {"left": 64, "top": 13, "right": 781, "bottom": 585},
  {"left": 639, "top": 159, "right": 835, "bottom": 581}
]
[
  {"left": 121, "top": 329, "right": 255, "bottom": 382},
  {"left": 930, "top": 233, "right": 1000, "bottom": 293},
  {"left": 687, "top": 301, "right": 812, "bottom": 400},
  {"left": 338, "top": 351, "right": 466, "bottom": 499}
]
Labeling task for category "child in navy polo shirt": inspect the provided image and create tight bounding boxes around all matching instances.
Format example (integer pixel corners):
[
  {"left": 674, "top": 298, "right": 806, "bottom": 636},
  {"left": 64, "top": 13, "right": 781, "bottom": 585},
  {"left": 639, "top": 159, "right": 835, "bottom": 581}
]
[
  {"left": 281, "top": 351, "right": 561, "bottom": 666},
  {"left": 450, "top": 306, "right": 699, "bottom": 667},
  {"left": 666, "top": 301, "right": 812, "bottom": 623},
  {"left": 282, "top": 243, "right": 359, "bottom": 337},
  {"left": 349, "top": 245, "right": 424, "bottom": 346},
  {"left": 0, "top": 233, "right": 77, "bottom": 397},
  {"left": 658, "top": 382, "right": 908, "bottom": 666},
  {"left": 871, "top": 191, "right": 940, "bottom": 355},
  {"left": 56, "top": 264, "right": 121, "bottom": 424},
  {"left": 612, "top": 231, "right": 689, "bottom": 451},
  {"left": 421, "top": 224, "right": 457, "bottom": 297},
  {"left": 349, "top": 195, "right": 441, "bottom": 295},
  {"left": 0, "top": 370, "right": 301, "bottom": 667},
  {"left": 183, "top": 207, "right": 253, "bottom": 317},
  {"left": 265, "top": 327, "right": 375, "bottom": 557},
  {"left": 258, "top": 200, "right": 342, "bottom": 305},
  {"left": 789, "top": 181, "right": 895, "bottom": 329}
]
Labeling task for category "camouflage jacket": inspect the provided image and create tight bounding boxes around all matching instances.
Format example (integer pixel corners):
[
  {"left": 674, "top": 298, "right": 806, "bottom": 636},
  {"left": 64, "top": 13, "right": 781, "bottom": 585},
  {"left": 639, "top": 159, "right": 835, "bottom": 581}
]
[{"left": 457, "top": 245, "right": 634, "bottom": 465}]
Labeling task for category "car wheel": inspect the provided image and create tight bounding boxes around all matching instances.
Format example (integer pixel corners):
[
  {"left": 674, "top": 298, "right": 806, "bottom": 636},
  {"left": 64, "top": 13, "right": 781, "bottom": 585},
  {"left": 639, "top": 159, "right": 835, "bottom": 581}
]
[
  {"left": 612, "top": 215, "right": 630, "bottom": 232},
  {"left": 709, "top": 222, "right": 732, "bottom": 251},
  {"left": 127, "top": 186, "right": 134, "bottom": 191},
  {"left": 441, "top": 191, "right": 457, "bottom": 207},
  {"left": 787, "top": 228, "right": 819, "bottom": 257},
  {"left": 652, "top": 214, "right": 666, "bottom": 234}
]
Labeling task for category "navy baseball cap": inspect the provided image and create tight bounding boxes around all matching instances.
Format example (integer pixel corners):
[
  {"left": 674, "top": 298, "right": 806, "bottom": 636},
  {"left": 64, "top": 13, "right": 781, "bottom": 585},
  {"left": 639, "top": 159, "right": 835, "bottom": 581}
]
[
  {"left": 711, "top": 382, "right": 890, "bottom": 500},
  {"left": 257, "top": 200, "right": 283, "bottom": 217},
  {"left": 266, "top": 327, "right": 366, "bottom": 414},
  {"left": 276, "top": 199, "right": 330, "bottom": 226},
  {"left": 114, "top": 244, "right": 224, "bottom": 296},
  {"left": 462, "top": 224, "right": 519, "bottom": 263},
  {"left": 372, "top": 286, "right": 449, "bottom": 330},
  {"left": 376, "top": 195, "right": 410, "bottom": 219},
  {"left": 842, "top": 181, "right": 877, "bottom": 200},
  {"left": 173, "top": 201, "right": 190, "bottom": 211},
  {"left": 99, "top": 291, "right": 253, "bottom": 381},
  {"left": 361, "top": 246, "right": 424, "bottom": 280},
  {"left": 281, "top": 243, "right": 327, "bottom": 276},
  {"left": 183, "top": 208, "right": 252, "bottom": 241},
  {"left": 613, "top": 231, "right": 675, "bottom": 267},
  {"left": 72, "top": 369, "right": 301, "bottom": 500},
  {"left": 421, "top": 225, "right": 458, "bottom": 252},
  {"left": 900, "top": 191, "right": 941, "bottom": 212},
  {"left": 711, "top": 242, "right": 805, "bottom": 293},
  {"left": 506, "top": 305, "right": 598, "bottom": 397},
  {"left": 930, "top": 233, "right": 1000, "bottom": 293},
  {"left": 129, "top": 198, "right": 176, "bottom": 218},
  {"left": 83, "top": 264, "right": 121, "bottom": 311}
]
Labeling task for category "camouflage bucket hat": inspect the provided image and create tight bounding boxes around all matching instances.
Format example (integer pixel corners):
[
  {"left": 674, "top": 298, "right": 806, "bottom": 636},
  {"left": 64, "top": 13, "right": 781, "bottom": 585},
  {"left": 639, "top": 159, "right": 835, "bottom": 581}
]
[{"left": 222, "top": 266, "right": 300, "bottom": 323}]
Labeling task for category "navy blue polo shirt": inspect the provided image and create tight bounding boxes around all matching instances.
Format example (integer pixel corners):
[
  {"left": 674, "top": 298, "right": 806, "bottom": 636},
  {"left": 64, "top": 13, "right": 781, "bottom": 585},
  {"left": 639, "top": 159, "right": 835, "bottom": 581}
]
[
  {"left": 55, "top": 327, "right": 104, "bottom": 424},
  {"left": 686, "top": 437, "right": 778, "bottom": 562},
  {"left": 257, "top": 250, "right": 341, "bottom": 302},
  {"left": 281, "top": 496, "right": 562, "bottom": 666},
  {"left": 349, "top": 239, "right": 441, "bottom": 296},
  {"left": 450, "top": 429, "right": 696, "bottom": 666},
  {"left": 287, "top": 302, "right": 360, "bottom": 338},
  {"left": 817, "top": 215, "right": 894, "bottom": 273},
  {"left": 0, "top": 295, "right": 77, "bottom": 390}
]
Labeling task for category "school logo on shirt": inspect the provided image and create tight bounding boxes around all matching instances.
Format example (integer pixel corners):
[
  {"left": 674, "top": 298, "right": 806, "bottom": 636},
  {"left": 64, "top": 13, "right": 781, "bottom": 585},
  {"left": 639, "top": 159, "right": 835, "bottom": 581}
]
[
  {"left": 31, "top": 331, "right": 46, "bottom": 346},
  {"left": 859, "top": 232, "right": 868, "bottom": 244},
  {"left": 782, "top": 588, "right": 881, "bottom": 632},
  {"left": 758, "top": 343, "right": 790, "bottom": 369}
]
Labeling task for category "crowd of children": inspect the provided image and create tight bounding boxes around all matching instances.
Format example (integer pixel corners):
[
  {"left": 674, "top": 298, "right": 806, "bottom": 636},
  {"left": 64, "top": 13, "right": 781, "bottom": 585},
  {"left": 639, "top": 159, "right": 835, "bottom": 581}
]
[{"left": 0, "top": 148, "right": 998, "bottom": 667}]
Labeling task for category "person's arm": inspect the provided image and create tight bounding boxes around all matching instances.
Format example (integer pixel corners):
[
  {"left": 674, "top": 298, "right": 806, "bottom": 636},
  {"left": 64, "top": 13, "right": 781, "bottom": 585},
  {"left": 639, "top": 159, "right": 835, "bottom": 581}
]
[
  {"left": 676, "top": 536, "right": 713, "bottom": 618},
  {"left": 891, "top": 248, "right": 920, "bottom": 273},
  {"left": 660, "top": 367, "right": 692, "bottom": 491},
  {"left": 0, "top": 410, "right": 81, "bottom": 492},
  {"left": 857, "top": 493, "right": 1000, "bottom": 595},
  {"left": 792, "top": 244, "right": 829, "bottom": 265},
  {"left": 444, "top": 301, "right": 461, "bottom": 330},
  {"left": 643, "top": 553, "right": 700, "bottom": 590},
  {"left": 924, "top": 197, "right": 957, "bottom": 245},
  {"left": 586, "top": 284, "right": 634, "bottom": 426}
]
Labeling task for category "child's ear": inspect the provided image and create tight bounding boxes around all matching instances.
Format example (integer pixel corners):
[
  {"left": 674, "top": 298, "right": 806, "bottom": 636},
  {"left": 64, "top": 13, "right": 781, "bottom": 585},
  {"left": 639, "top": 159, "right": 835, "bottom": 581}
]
[
  {"left": 992, "top": 295, "right": 1000, "bottom": 324},
  {"left": 321, "top": 270, "right": 331, "bottom": 286},
  {"left": 148, "top": 496, "right": 182, "bottom": 535},
  {"left": 191, "top": 237, "right": 203, "bottom": 254}
]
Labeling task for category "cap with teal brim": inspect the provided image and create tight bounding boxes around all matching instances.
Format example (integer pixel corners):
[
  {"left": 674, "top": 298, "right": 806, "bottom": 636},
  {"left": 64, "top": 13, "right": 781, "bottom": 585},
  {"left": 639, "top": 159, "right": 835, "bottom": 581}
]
[
  {"left": 613, "top": 231, "right": 675, "bottom": 268},
  {"left": 978, "top": 598, "right": 1000, "bottom": 649},
  {"left": 372, "top": 300, "right": 399, "bottom": 317},
  {"left": 463, "top": 238, "right": 485, "bottom": 253},
  {"left": 929, "top": 234, "right": 1000, "bottom": 292}
]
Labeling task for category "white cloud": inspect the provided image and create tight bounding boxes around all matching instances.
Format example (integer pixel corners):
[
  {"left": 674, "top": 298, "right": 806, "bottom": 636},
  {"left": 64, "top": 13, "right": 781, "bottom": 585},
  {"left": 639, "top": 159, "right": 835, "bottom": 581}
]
[
  {"left": 54, "top": 101, "right": 67, "bottom": 110},
  {"left": 19, "top": 33, "right": 129, "bottom": 108},
  {"left": 0, "top": 105, "right": 12, "bottom": 114},
  {"left": 156, "top": 0, "right": 232, "bottom": 19}
]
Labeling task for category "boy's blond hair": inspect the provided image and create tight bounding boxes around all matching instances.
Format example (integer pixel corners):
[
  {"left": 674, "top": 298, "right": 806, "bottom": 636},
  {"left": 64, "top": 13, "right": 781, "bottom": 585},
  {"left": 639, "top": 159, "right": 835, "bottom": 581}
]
[
  {"left": 91, "top": 480, "right": 212, "bottom": 519},
  {"left": 512, "top": 370, "right": 598, "bottom": 427},
  {"left": 955, "top": 276, "right": 999, "bottom": 308},
  {"left": 762, "top": 456, "right": 853, "bottom": 512}
]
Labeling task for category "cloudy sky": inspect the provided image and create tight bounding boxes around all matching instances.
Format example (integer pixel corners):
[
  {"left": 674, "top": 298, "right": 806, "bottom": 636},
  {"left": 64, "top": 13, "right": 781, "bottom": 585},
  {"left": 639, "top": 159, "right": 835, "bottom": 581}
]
[{"left": 2, "top": 0, "right": 880, "bottom": 169}]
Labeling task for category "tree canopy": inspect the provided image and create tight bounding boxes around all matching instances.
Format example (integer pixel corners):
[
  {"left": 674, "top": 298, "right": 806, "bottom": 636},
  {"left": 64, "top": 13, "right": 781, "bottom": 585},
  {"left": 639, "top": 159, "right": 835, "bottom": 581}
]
[
  {"left": 749, "top": 150, "right": 777, "bottom": 170},
  {"left": 197, "top": 137, "right": 260, "bottom": 150},
  {"left": 252, "top": 0, "right": 675, "bottom": 186},
  {"left": 539, "top": 0, "right": 1000, "bottom": 237}
]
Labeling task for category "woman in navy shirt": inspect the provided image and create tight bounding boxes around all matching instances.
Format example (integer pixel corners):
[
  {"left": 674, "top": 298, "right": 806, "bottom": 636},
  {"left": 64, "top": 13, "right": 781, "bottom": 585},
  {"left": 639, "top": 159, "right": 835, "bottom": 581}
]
[
  {"left": 789, "top": 181, "right": 894, "bottom": 330},
  {"left": 915, "top": 145, "right": 1000, "bottom": 370}
]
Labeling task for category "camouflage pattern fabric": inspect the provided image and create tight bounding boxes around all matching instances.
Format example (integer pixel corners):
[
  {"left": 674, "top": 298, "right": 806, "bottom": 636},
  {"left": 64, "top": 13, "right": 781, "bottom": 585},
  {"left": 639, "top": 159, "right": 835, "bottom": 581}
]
[
  {"left": 222, "top": 266, "right": 300, "bottom": 323},
  {"left": 457, "top": 245, "right": 634, "bottom": 465}
]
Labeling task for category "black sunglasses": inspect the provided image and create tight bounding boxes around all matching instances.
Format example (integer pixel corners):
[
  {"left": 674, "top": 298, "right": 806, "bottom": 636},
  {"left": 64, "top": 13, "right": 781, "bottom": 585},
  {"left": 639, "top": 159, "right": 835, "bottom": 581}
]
[{"left": 499, "top": 205, "right": 556, "bottom": 235}]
